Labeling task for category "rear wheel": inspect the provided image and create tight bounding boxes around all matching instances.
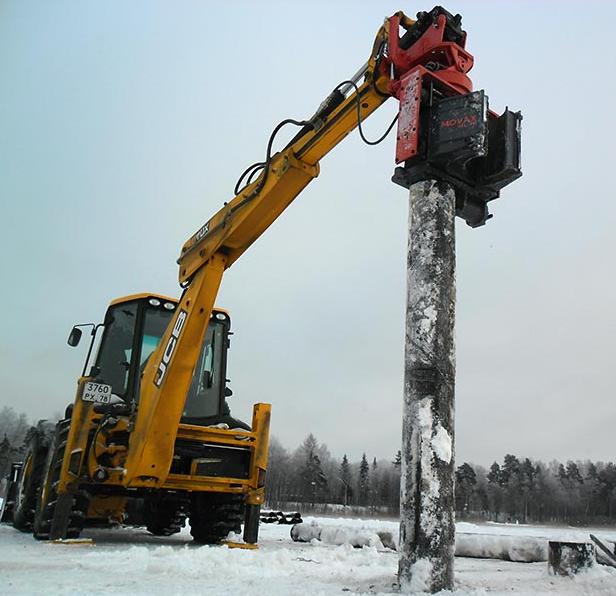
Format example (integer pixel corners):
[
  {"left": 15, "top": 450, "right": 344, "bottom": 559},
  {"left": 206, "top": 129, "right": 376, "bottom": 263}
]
[
  {"left": 189, "top": 493, "right": 244, "bottom": 544},
  {"left": 32, "top": 420, "right": 88, "bottom": 540},
  {"left": 12, "top": 423, "right": 55, "bottom": 532},
  {"left": 144, "top": 492, "right": 189, "bottom": 536}
]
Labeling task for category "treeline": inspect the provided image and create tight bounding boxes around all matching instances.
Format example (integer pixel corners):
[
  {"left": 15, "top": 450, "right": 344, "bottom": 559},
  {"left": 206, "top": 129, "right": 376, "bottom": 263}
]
[
  {"left": 266, "top": 434, "right": 401, "bottom": 514},
  {"left": 0, "top": 407, "right": 30, "bottom": 478},
  {"left": 266, "top": 436, "right": 616, "bottom": 525},
  {"left": 456, "top": 455, "right": 616, "bottom": 525}
]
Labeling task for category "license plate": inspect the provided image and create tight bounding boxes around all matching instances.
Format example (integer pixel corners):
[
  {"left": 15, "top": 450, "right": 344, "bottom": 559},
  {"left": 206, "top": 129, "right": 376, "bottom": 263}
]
[{"left": 82, "top": 382, "right": 112, "bottom": 404}]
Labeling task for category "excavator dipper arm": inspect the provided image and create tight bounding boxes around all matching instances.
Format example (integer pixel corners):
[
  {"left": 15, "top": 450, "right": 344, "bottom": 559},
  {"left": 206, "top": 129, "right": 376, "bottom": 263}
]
[{"left": 124, "top": 7, "right": 479, "bottom": 486}]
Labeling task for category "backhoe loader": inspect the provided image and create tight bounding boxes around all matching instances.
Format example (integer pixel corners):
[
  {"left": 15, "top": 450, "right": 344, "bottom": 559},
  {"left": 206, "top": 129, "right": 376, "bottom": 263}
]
[{"left": 1, "top": 6, "right": 521, "bottom": 544}]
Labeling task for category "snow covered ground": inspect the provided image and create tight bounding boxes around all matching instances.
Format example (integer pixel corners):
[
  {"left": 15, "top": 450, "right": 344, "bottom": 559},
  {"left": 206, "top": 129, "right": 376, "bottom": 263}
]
[{"left": 1, "top": 517, "right": 615, "bottom": 595}]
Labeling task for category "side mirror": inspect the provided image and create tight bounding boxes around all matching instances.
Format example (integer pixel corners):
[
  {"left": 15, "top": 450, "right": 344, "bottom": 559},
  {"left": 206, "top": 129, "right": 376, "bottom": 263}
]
[
  {"left": 224, "top": 387, "right": 233, "bottom": 397},
  {"left": 67, "top": 327, "right": 82, "bottom": 347}
]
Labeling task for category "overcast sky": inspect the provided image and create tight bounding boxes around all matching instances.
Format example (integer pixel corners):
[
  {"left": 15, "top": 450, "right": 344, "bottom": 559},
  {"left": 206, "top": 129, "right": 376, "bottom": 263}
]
[{"left": 1, "top": 0, "right": 615, "bottom": 467}]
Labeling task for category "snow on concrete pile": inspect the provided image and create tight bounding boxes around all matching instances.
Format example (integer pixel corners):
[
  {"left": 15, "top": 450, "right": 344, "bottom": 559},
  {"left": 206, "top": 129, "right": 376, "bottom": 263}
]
[
  {"left": 456, "top": 532, "right": 548, "bottom": 562},
  {"left": 320, "top": 525, "right": 383, "bottom": 548},
  {"left": 291, "top": 520, "right": 385, "bottom": 549},
  {"left": 290, "top": 520, "right": 321, "bottom": 542},
  {"left": 296, "top": 517, "right": 616, "bottom": 568},
  {"left": 293, "top": 521, "right": 552, "bottom": 562}
]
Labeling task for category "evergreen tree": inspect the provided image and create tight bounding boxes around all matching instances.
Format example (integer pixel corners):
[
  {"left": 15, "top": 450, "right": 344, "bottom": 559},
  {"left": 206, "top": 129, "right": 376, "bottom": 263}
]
[
  {"left": 502, "top": 454, "right": 521, "bottom": 484},
  {"left": 501, "top": 455, "right": 522, "bottom": 519},
  {"left": 358, "top": 453, "right": 370, "bottom": 506},
  {"left": 369, "top": 457, "right": 379, "bottom": 511},
  {"left": 566, "top": 461, "right": 583, "bottom": 485},
  {"left": 391, "top": 453, "right": 402, "bottom": 513},
  {"left": 487, "top": 462, "right": 503, "bottom": 520},
  {"left": 487, "top": 462, "right": 502, "bottom": 486},
  {"left": 265, "top": 436, "right": 290, "bottom": 505},
  {"left": 472, "top": 466, "right": 490, "bottom": 513},
  {"left": 339, "top": 454, "right": 352, "bottom": 505},
  {"left": 583, "top": 461, "right": 601, "bottom": 518},
  {"left": 299, "top": 435, "right": 327, "bottom": 504},
  {"left": 455, "top": 463, "right": 476, "bottom": 516},
  {"left": 520, "top": 458, "right": 536, "bottom": 522},
  {"left": 379, "top": 468, "right": 392, "bottom": 509},
  {"left": 598, "top": 462, "right": 616, "bottom": 517}
]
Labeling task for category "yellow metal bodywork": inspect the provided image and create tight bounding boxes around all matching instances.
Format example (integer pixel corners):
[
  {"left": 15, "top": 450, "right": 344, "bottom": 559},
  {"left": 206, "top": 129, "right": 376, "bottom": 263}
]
[
  {"left": 58, "top": 386, "right": 270, "bottom": 522},
  {"left": 224, "top": 542, "right": 259, "bottom": 550},
  {"left": 57, "top": 377, "right": 95, "bottom": 494},
  {"left": 87, "top": 495, "right": 127, "bottom": 524},
  {"left": 124, "top": 253, "right": 228, "bottom": 485},
  {"left": 162, "top": 403, "right": 270, "bottom": 500},
  {"left": 49, "top": 539, "right": 94, "bottom": 546}
]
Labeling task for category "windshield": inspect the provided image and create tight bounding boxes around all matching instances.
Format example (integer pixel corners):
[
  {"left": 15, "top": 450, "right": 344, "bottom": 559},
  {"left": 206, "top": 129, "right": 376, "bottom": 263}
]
[
  {"left": 94, "top": 303, "right": 138, "bottom": 399},
  {"left": 183, "top": 320, "right": 225, "bottom": 420},
  {"left": 140, "top": 306, "right": 174, "bottom": 369},
  {"left": 94, "top": 300, "right": 175, "bottom": 401}
]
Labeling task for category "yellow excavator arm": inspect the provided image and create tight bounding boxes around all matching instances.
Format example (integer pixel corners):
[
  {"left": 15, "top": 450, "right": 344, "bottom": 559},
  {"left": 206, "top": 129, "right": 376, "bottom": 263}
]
[
  {"left": 177, "top": 37, "right": 393, "bottom": 280},
  {"left": 125, "top": 6, "right": 496, "bottom": 486},
  {"left": 123, "top": 18, "right": 398, "bottom": 485}
]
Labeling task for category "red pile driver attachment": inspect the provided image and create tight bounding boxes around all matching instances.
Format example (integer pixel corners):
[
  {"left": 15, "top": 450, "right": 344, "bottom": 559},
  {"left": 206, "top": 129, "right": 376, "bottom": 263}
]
[{"left": 386, "top": 6, "right": 521, "bottom": 227}]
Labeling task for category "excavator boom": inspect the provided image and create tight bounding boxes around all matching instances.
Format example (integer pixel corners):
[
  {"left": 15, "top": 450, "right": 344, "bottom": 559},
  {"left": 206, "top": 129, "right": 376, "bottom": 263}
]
[
  {"left": 126, "top": 6, "right": 520, "bottom": 486},
  {"left": 125, "top": 16, "right": 399, "bottom": 485}
]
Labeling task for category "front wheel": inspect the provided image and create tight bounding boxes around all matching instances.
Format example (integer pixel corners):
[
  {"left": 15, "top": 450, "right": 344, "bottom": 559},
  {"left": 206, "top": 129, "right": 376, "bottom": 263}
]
[
  {"left": 189, "top": 493, "right": 244, "bottom": 544},
  {"left": 144, "top": 492, "right": 188, "bottom": 536}
]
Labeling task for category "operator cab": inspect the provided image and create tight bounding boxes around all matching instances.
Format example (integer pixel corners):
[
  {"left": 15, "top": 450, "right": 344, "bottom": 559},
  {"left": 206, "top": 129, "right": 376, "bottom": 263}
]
[{"left": 69, "top": 293, "right": 243, "bottom": 427}]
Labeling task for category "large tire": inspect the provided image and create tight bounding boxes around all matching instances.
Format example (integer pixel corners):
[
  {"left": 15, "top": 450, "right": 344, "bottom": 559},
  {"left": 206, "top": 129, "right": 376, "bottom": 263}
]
[
  {"left": 32, "top": 420, "right": 88, "bottom": 540},
  {"left": 189, "top": 493, "right": 244, "bottom": 544},
  {"left": 144, "top": 492, "right": 188, "bottom": 536},
  {"left": 12, "top": 422, "right": 55, "bottom": 532}
]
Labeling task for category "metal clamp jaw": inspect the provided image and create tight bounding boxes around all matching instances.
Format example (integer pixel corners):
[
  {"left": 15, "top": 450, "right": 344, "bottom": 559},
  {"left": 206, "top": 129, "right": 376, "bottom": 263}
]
[{"left": 393, "top": 89, "right": 522, "bottom": 228}]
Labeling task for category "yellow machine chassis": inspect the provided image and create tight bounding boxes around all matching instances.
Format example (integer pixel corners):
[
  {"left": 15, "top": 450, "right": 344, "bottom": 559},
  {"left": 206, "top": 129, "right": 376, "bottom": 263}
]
[{"left": 58, "top": 377, "right": 270, "bottom": 510}]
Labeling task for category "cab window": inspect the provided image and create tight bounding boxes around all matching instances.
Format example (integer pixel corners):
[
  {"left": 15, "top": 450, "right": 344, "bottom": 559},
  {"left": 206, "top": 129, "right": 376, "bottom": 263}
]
[{"left": 94, "top": 303, "right": 138, "bottom": 399}]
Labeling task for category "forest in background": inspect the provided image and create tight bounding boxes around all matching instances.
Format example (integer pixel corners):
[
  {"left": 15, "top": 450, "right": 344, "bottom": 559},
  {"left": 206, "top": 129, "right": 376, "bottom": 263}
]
[
  {"left": 1, "top": 407, "right": 615, "bottom": 525},
  {"left": 266, "top": 434, "right": 616, "bottom": 525}
]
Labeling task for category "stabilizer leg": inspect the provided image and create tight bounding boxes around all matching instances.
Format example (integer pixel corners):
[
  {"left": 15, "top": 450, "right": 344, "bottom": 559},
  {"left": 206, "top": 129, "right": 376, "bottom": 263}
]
[{"left": 243, "top": 504, "right": 260, "bottom": 544}]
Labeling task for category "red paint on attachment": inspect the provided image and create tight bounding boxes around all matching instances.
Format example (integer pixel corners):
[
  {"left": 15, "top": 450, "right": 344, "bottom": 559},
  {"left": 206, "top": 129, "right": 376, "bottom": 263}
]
[
  {"left": 385, "top": 11, "right": 476, "bottom": 163},
  {"left": 387, "top": 13, "right": 473, "bottom": 95},
  {"left": 395, "top": 68, "right": 422, "bottom": 164}
]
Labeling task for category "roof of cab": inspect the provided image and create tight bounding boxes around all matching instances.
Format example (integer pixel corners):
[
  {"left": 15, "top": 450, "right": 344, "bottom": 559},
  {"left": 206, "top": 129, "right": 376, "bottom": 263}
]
[
  {"left": 108, "top": 293, "right": 229, "bottom": 316},
  {"left": 109, "top": 292, "right": 177, "bottom": 307}
]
